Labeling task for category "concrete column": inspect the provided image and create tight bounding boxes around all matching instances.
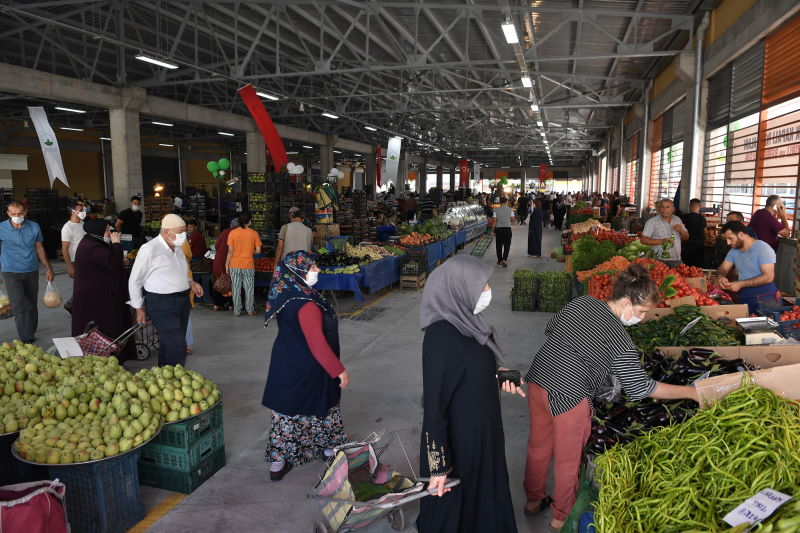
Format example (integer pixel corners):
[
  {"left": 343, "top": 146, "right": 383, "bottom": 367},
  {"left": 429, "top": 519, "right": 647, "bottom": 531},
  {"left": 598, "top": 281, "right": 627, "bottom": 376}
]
[
  {"left": 365, "top": 145, "right": 377, "bottom": 199},
  {"left": 449, "top": 167, "right": 455, "bottom": 191},
  {"left": 246, "top": 131, "right": 267, "bottom": 174},
  {"left": 419, "top": 159, "right": 428, "bottom": 194},
  {"left": 436, "top": 166, "right": 443, "bottom": 190},
  {"left": 320, "top": 134, "right": 336, "bottom": 179},
  {"left": 397, "top": 153, "right": 406, "bottom": 193},
  {"left": 108, "top": 103, "right": 143, "bottom": 213}
]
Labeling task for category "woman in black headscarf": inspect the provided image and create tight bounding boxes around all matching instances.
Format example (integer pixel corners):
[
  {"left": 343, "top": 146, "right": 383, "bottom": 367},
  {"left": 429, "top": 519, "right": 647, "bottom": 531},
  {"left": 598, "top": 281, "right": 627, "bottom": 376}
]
[
  {"left": 417, "top": 255, "right": 524, "bottom": 533},
  {"left": 71, "top": 219, "right": 134, "bottom": 362}
]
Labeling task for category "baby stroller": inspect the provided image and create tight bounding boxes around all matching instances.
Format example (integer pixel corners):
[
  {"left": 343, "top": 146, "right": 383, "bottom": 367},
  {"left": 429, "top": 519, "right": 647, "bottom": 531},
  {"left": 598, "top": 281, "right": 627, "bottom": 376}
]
[{"left": 308, "top": 432, "right": 460, "bottom": 532}]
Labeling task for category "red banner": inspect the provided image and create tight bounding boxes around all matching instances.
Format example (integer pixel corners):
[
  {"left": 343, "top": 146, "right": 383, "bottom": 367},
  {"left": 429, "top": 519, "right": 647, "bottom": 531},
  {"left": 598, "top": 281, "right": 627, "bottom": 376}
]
[
  {"left": 237, "top": 84, "right": 288, "bottom": 173},
  {"left": 376, "top": 146, "right": 382, "bottom": 188},
  {"left": 539, "top": 164, "right": 547, "bottom": 183},
  {"left": 459, "top": 158, "right": 469, "bottom": 187}
]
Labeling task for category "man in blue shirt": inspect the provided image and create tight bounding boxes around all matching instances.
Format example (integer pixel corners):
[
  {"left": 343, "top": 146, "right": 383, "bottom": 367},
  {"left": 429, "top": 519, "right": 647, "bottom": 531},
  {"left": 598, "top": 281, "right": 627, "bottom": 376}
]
[
  {"left": 0, "top": 201, "right": 55, "bottom": 342},
  {"left": 714, "top": 220, "right": 778, "bottom": 314}
]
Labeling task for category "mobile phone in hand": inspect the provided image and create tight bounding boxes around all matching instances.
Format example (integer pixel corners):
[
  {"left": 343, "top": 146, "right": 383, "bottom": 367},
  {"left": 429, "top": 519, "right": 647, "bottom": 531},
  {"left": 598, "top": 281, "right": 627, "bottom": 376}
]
[{"left": 496, "top": 369, "right": 522, "bottom": 388}]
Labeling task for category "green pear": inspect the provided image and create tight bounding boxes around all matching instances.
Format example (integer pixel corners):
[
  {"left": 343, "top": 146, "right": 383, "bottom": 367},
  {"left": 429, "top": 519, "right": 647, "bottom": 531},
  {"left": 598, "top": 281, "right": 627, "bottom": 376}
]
[
  {"left": 165, "top": 411, "right": 179, "bottom": 423},
  {"left": 46, "top": 449, "right": 61, "bottom": 464},
  {"left": 59, "top": 450, "right": 74, "bottom": 464},
  {"left": 90, "top": 448, "right": 104, "bottom": 461},
  {"left": 179, "top": 406, "right": 190, "bottom": 419},
  {"left": 118, "top": 438, "right": 133, "bottom": 452}
]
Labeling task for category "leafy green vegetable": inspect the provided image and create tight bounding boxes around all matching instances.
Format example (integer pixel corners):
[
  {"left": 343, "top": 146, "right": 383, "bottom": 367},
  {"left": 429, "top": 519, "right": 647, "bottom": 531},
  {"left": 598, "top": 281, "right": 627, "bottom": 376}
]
[{"left": 572, "top": 236, "right": 618, "bottom": 272}]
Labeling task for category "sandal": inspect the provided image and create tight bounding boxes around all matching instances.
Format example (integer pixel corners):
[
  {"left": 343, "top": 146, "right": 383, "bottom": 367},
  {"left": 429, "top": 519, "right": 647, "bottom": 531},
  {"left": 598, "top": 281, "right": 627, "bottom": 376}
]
[{"left": 524, "top": 496, "right": 552, "bottom": 516}]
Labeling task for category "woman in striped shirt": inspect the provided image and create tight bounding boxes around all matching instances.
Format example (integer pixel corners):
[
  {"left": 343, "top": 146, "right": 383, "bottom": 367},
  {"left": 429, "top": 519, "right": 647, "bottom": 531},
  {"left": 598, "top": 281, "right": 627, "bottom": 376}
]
[{"left": 522, "top": 264, "right": 698, "bottom": 531}]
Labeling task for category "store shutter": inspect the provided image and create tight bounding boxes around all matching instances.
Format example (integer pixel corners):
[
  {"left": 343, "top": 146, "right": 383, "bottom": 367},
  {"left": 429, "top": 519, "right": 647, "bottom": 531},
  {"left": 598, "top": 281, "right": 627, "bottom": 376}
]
[
  {"left": 730, "top": 41, "right": 764, "bottom": 121},
  {"left": 660, "top": 107, "right": 674, "bottom": 148},
  {"left": 762, "top": 13, "right": 800, "bottom": 106},
  {"left": 672, "top": 99, "right": 686, "bottom": 143},
  {"left": 707, "top": 64, "right": 732, "bottom": 129}
]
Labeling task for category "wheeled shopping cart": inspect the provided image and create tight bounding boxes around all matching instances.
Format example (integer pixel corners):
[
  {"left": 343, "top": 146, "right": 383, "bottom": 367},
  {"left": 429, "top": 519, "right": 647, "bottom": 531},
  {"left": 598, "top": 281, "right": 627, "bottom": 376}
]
[
  {"left": 133, "top": 319, "right": 159, "bottom": 360},
  {"left": 75, "top": 321, "right": 144, "bottom": 357},
  {"left": 308, "top": 432, "right": 460, "bottom": 533}
]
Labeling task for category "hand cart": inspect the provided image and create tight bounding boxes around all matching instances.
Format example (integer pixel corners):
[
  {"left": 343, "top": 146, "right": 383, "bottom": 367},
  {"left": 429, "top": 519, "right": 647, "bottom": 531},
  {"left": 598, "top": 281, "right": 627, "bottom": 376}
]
[
  {"left": 308, "top": 431, "right": 460, "bottom": 533},
  {"left": 75, "top": 322, "right": 144, "bottom": 358},
  {"left": 133, "top": 318, "right": 159, "bottom": 360}
]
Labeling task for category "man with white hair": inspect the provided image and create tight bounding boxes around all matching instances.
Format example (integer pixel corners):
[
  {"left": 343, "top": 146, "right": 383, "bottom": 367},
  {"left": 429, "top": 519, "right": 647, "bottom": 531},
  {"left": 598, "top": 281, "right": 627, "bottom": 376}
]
[{"left": 128, "top": 214, "right": 203, "bottom": 366}]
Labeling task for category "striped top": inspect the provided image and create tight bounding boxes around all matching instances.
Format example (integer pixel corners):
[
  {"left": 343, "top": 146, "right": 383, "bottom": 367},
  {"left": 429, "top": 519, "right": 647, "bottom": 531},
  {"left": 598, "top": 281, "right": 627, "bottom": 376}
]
[{"left": 525, "top": 295, "right": 656, "bottom": 417}]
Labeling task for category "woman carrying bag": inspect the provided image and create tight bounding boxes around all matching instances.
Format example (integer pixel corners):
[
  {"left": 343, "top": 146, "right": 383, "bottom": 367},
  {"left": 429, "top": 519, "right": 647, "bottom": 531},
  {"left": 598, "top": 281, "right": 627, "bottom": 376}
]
[
  {"left": 417, "top": 254, "right": 524, "bottom": 533},
  {"left": 261, "top": 251, "right": 349, "bottom": 481}
]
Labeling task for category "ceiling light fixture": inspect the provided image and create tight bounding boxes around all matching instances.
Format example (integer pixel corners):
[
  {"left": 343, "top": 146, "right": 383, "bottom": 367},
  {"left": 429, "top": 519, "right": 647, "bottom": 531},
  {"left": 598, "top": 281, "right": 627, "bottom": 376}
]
[
  {"left": 256, "top": 91, "right": 279, "bottom": 101},
  {"left": 55, "top": 106, "right": 85, "bottom": 114},
  {"left": 321, "top": 112, "right": 339, "bottom": 119},
  {"left": 549, "top": 122, "right": 561, "bottom": 127},
  {"left": 501, "top": 21, "right": 519, "bottom": 44},
  {"left": 218, "top": 131, "right": 234, "bottom": 136},
  {"left": 158, "top": 143, "right": 174, "bottom": 147},
  {"left": 60, "top": 127, "right": 83, "bottom": 132},
  {"left": 99, "top": 137, "right": 111, "bottom": 141},
  {"left": 364, "top": 126, "right": 377, "bottom": 131},
  {"left": 536, "top": 120, "right": 544, "bottom": 127},
  {"left": 302, "top": 145, "right": 313, "bottom": 149},
  {"left": 151, "top": 121, "right": 174, "bottom": 127},
  {"left": 521, "top": 76, "right": 532, "bottom": 88},
  {"left": 483, "top": 147, "right": 499, "bottom": 150},
  {"left": 286, "top": 151, "right": 299, "bottom": 155},
  {"left": 354, "top": 154, "right": 362, "bottom": 157},
  {"left": 531, "top": 103, "right": 539, "bottom": 112},
  {"left": 333, "top": 150, "right": 342, "bottom": 153},
  {"left": 134, "top": 53, "right": 179, "bottom": 69}
]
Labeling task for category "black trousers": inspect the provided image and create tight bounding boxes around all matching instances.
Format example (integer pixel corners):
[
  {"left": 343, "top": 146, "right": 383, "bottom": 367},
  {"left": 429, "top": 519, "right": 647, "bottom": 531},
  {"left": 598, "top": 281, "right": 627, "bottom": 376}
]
[
  {"left": 3, "top": 272, "right": 38, "bottom": 343},
  {"left": 495, "top": 227, "right": 512, "bottom": 262},
  {"left": 145, "top": 291, "right": 190, "bottom": 367}
]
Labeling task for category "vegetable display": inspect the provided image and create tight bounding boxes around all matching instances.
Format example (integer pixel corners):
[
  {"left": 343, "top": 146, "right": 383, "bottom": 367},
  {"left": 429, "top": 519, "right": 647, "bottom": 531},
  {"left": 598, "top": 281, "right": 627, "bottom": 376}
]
[
  {"left": 618, "top": 239, "right": 654, "bottom": 262},
  {"left": 398, "top": 232, "right": 435, "bottom": 246},
  {"left": 572, "top": 236, "right": 618, "bottom": 272},
  {"left": 594, "top": 383, "right": 800, "bottom": 533},
  {"left": 254, "top": 257, "right": 275, "bottom": 272},
  {"left": 626, "top": 305, "right": 740, "bottom": 353},
  {"left": 572, "top": 227, "right": 635, "bottom": 247},
  {"left": 576, "top": 256, "right": 631, "bottom": 283},
  {"left": 417, "top": 217, "right": 453, "bottom": 241}
]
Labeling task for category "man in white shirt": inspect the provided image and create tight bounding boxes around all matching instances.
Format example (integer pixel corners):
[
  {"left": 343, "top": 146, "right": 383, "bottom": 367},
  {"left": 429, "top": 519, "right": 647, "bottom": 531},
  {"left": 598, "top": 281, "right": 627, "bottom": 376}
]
[
  {"left": 128, "top": 214, "right": 203, "bottom": 366},
  {"left": 640, "top": 199, "right": 689, "bottom": 267},
  {"left": 61, "top": 199, "right": 86, "bottom": 278}
]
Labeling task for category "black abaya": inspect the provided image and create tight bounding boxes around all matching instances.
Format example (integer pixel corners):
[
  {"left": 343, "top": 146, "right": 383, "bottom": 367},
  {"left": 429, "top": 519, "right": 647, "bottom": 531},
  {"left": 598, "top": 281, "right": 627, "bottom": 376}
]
[
  {"left": 528, "top": 208, "right": 543, "bottom": 256},
  {"left": 417, "top": 320, "right": 517, "bottom": 533}
]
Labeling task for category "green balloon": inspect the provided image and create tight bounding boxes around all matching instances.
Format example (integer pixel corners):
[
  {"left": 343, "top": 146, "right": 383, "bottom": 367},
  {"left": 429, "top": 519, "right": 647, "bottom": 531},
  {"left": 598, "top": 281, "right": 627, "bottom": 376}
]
[
  {"left": 207, "top": 161, "right": 219, "bottom": 173},
  {"left": 500, "top": 177, "right": 508, "bottom": 185},
  {"left": 218, "top": 158, "right": 230, "bottom": 171}
]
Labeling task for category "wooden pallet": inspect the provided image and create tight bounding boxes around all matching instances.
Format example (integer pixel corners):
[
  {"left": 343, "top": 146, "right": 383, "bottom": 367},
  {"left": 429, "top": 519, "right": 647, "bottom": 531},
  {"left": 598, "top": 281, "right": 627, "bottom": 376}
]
[{"left": 400, "top": 273, "right": 427, "bottom": 291}]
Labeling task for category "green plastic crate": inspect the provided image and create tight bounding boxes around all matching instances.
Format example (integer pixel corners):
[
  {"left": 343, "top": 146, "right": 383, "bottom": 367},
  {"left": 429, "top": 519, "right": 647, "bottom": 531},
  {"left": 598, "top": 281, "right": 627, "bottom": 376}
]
[
  {"left": 139, "top": 427, "right": 225, "bottom": 472},
  {"left": 139, "top": 447, "right": 226, "bottom": 494},
  {"left": 151, "top": 402, "right": 223, "bottom": 449},
  {"left": 511, "top": 289, "right": 536, "bottom": 312}
]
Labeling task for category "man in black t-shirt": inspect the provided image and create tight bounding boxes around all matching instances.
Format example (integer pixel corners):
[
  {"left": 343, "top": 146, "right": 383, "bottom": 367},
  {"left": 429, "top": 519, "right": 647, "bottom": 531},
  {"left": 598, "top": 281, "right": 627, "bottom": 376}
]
[
  {"left": 115, "top": 196, "right": 144, "bottom": 251},
  {"left": 679, "top": 198, "right": 707, "bottom": 267}
]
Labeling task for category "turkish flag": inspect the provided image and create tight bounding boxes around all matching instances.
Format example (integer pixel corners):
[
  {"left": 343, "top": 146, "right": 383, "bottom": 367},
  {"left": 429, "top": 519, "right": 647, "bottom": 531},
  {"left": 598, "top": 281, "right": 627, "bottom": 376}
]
[
  {"left": 539, "top": 164, "right": 547, "bottom": 183},
  {"left": 376, "top": 146, "right": 382, "bottom": 188},
  {"left": 237, "top": 84, "right": 288, "bottom": 173},
  {"left": 459, "top": 158, "right": 469, "bottom": 187}
]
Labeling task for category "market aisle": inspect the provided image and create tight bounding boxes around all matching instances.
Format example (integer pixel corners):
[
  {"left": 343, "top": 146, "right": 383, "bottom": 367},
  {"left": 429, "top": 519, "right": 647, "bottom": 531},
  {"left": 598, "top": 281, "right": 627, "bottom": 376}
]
[{"left": 144, "top": 222, "right": 566, "bottom": 533}]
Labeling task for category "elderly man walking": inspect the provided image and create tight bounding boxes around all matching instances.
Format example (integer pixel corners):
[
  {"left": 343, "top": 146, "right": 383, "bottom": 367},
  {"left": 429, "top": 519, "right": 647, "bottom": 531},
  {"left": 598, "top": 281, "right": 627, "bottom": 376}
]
[{"left": 128, "top": 214, "right": 203, "bottom": 366}]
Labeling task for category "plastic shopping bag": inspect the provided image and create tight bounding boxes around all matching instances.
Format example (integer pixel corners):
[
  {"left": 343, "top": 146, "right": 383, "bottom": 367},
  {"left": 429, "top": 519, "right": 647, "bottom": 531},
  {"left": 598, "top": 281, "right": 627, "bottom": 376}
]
[
  {"left": 0, "top": 480, "right": 68, "bottom": 533},
  {"left": 0, "top": 280, "right": 12, "bottom": 319},
  {"left": 42, "top": 281, "right": 62, "bottom": 308}
]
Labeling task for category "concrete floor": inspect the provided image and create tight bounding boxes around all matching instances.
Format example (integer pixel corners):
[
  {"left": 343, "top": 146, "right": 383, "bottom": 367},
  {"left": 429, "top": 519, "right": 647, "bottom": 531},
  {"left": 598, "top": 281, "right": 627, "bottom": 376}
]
[{"left": 0, "top": 222, "right": 566, "bottom": 533}]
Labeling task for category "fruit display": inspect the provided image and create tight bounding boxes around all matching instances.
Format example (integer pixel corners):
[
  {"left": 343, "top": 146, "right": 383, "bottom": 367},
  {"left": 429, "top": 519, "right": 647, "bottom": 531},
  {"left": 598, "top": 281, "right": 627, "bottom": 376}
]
[
  {"left": 572, "top": 227, "right": 635, "bottom": 247},
  {"left": 0, "top": 292, "right": 11, "bottom": 317},
  {"left": 398, "top": 232, "right": 435, "bottom": 246},
  {"left": 626, "top": 305, "right": 740, "bottom": 353},
  {"left": 344, "top": 243, "right": 383, "bottom": 262},
  {"left": 134, "top": 366, "right": 220, "bottom": 423},
  {"left": 417, "top": 217, "right": 452, "bottom": 240},
  {"left": 316, "top": 251, "right": 365, "bottom": 268}
]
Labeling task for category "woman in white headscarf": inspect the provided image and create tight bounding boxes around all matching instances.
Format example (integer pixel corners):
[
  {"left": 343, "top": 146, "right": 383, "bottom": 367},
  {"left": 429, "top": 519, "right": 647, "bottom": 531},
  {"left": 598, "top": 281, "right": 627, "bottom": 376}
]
[{"left": 416, "top": 255, "right": 524, "bottom": 533}]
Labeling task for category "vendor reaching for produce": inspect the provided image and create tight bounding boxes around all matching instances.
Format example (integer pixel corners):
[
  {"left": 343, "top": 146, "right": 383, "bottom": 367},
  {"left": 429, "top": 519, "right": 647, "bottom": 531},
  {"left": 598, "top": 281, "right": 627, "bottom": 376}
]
[
  {"left": 714, "top": 220, "right": 779, "bottom": 314},
  {"left": 521, "top": 264, "right": 698, "bottom": 531},
  {"left": 639, "top": 199, "right": 688, "bottom": 267}
]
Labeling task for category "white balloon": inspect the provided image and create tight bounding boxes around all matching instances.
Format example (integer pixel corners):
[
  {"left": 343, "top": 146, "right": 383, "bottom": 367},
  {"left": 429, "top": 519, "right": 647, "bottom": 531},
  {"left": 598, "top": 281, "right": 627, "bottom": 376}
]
[
  {"left": 218, "top": 170, "right": 226, "bottom": 176},
  {"left": 328, "top": 167, "right": 338, "bottom": 176},
  {"left": 287, "top": 162, "right": 296, "bottom": 171},
  {"left": 296, "top": 165, "right": 304, "bottom": 174}
]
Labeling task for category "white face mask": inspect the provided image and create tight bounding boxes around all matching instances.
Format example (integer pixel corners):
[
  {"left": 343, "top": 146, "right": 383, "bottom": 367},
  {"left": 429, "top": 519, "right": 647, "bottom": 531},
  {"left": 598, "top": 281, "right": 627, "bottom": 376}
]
[
  {"left": 72, "top": 209, "right": 87, "bottom": 220},
  {"left": 305, "top": 271, "right": 319, "bottom": 287},
  {"left": 130, "top": 205, "right": 140, "bottom": 212},
  {"left": 473, "top": 288, "right": 492, "bottom": 315},
  {"left": 10, "top": 216, "right": 24, "bottom": 225},
  {"left": 620, "top": 303, "right": 642, "bottom": 326},
  {"left": 170, "top": 231, "right": 187, "bottom": 247}
]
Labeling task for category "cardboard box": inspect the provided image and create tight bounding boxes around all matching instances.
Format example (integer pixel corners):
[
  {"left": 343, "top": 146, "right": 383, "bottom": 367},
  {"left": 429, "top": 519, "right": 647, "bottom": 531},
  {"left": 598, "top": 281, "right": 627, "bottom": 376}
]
[
  {"left": 657, "top": 345, "right": 800, "bottom": 369},
  {"left": 695, "top": 363, "right": 800, "bottom": 405},
  {"left": 666, "top": 296, "right": 696, "bottom": 308},
  {"left": 314, "top": 224, "right": 340, "bottom": 239},
  {"left": 643, "top": 303, "right": 748, "bottom": 323},
  {"left": 686, "top": 277, "right": 706, "bottom": 292}
]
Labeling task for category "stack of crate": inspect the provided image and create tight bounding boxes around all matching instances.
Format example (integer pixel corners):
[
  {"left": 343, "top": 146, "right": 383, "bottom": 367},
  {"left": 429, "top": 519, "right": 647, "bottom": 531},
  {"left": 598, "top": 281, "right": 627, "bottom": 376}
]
[
  {"left": 145, "top": 196, "right": 174, "bottom": 220},
  {"left": 138, "top": 402, "right": 225, "bottom": 494}
]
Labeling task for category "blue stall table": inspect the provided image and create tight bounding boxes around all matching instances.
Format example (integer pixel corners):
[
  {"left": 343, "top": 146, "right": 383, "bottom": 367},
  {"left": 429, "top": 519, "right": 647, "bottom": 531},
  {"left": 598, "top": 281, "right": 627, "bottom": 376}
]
[
  {"left": 441, "top": 234, "right": 457, "bottom": 257},
  {"left": 426, "top": 241, "right": 445, "bottom": 272},
  {"left": 254, "top": 271, "right": 273, "bottom": 288},
  {"left": 455, "top": 229, "right": 468, "bottom": 246},
  {"left": 316, "top": 271, "right": 365, "bottom": 301}
]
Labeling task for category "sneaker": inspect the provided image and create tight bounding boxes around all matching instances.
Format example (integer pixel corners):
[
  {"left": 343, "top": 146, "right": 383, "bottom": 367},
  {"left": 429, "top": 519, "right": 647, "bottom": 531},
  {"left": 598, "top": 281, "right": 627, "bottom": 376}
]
[{"left": 270, "top": 462, "right": 293, "bottom": 481}]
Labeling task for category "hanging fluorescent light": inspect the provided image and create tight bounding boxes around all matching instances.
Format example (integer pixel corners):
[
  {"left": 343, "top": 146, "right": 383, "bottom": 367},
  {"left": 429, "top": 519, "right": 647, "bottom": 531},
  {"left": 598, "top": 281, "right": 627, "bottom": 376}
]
[
  {"left": 501, "top": 21, "right": 519, "bottom": 44},
  {"left": 218, "top": 131, "right": 234, "bottom": 136},
  {"left": 286, "top": 151, "right": 299, "bottom": 155},
  {"left": 540, "top": 131, "right": 547, "bottom": 137},
  {"left": 99, "top": 137, "right": 111, "bottom": 141},
  {"left": 521, "top": 76, "right": 532, "bottom": 88},
  {"left": 302, "top": 145, "right": 313, "bottom": 149},
  {"left": 158, "top": 143, "right": 174, "bottom": 147},
  {"left": 321, "top": 112, "right": 339, "bottom": 119},
  {"left": 354, "top": 154, "right": 362, "bottom": 157},
  {"left": 531, "top": 103, "right": 539, "bottom": 112},
  {"left": 536, "top": 120, "right": 544, "bottom": 127},
  {"left": 416, "top": 142, "right": 424, "bottom": 146},
  {"left": 549, "top": 122, "right": 561, "bottom": 127},
  {"left": 134, "top": 53, "right": 179, "bottom": 69},
  {"left": 55, "top": 106, "right": 85, "bottom": 114},
  {"left": 151, "top": 121, "right": 174, "bottom": 127},
  {"left": 364, "top": 126, "right": 377, "bottom": 131},
  {"left": 483, "top": 147, "right": 499, "bottom": 150},
  {"left": 256, "top": 91, "right": 279, "bottom": 101},
  {"left": 60, "top": 127, "right": 83, "bottom": 132},
  {"left": 333, "top": 150, "right": 342, "bottom": 154}
]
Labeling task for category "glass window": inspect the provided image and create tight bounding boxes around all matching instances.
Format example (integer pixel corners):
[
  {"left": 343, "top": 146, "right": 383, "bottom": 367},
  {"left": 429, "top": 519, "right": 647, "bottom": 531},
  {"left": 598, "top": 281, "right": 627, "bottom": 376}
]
[{"left": 757, "top": 94, "right": 800, "bottom": 220}]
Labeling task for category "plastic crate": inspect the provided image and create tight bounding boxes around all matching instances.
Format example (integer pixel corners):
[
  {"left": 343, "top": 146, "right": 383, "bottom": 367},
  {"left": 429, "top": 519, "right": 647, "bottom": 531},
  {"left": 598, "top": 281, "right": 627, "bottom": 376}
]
[
  {"left": 151, "top": 402, "right": 223, "bottom": 449},
  {"left": 139, "top": 427, "right": 225, "bottom": 472},
  {"left": 511, "top": 288, "right": 536, "bottom": 312},
  {"left": 139, "top": 447, "right": 226, "bottom": 494},
  {"left": 756, "top": 306, "right": 800, "bottom": 340},
  {"left": 400, "top": 247, "right": 428, "bottom": 276},
  {"left": 48, "top": 450, "right": 144, "bottom": 533}
]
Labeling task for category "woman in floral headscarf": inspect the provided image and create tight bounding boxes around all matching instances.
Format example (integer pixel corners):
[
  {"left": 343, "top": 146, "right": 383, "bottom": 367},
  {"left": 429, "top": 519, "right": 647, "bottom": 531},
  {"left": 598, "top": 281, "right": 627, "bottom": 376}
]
[{"left": 262, "top": 250, "right": 350, "bottom": 481}]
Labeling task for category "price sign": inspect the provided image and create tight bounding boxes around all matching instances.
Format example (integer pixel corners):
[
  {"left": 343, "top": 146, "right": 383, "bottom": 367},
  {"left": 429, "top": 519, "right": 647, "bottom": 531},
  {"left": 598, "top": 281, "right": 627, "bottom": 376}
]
[{"left": 723, "top": 489, "right": 792, "bottom": 528}]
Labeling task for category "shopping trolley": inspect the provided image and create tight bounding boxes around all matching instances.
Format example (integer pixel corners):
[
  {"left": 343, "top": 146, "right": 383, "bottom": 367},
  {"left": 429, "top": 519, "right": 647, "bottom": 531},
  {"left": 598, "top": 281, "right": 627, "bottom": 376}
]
[
  {"left": 308, "top": 431, "right": 460, "bottom": 532},
  {"left": 74, "top": 321, "right": 144, "bottom": 358},
  {"left": 133, "top": 319, "right": 159, "bottom": 360}
]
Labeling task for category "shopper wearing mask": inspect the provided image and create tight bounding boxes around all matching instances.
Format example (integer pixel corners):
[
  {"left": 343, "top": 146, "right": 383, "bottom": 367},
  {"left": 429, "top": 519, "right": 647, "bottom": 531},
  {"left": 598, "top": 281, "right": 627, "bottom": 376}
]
[
  {"left": 61, "top": 199, "right": 86, "bottom": 278},
  {"left": 0, "top": 201, "right": 55, "bottom": 343},
  {"left": 71, "top": 220, "right": 135, "bottom": 362},
  {"left": 522, "top": 264, "right": 699, "bottom": 531},
  {"left": 115, "top": 196, "right": 144, "bottom": 252},
  {"left": 225, "top": 212, "right": 262, "bottom": 316},
  {"left": 417, "top": 255, "right": 522, "bottom": 533},
  {"left": 128, "top": 214, "right": 203, "bottom": 367},
  {"left": 528, "top": 200, "right": 544, "bottom": 258},
  {"left": 493, "top": 197, "right": 516, "bottom": 267},
  {"left": 262, "top": 251, "right": 348, "bottom": 482}
]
